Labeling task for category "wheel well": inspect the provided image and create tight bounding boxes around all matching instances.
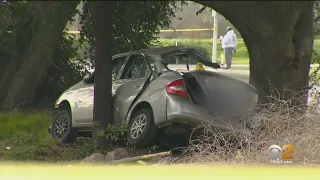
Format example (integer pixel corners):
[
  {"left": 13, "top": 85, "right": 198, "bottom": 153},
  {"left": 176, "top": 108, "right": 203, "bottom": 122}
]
[
  {"left": 58, "top": 100, "right": 71, "bottom": 113},
  {"left": 129, "top": 101, "right": 154, "bottom": 122}
]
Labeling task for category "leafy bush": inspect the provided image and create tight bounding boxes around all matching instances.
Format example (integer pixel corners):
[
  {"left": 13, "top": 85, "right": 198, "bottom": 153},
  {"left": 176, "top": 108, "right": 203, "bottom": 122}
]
[{"left": 33, "top": 33, "right": 88, "bottom": 107}]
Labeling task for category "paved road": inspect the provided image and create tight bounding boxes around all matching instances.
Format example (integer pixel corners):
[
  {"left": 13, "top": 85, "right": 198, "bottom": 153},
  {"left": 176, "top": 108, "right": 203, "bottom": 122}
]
[{"left": 168, "top": 64, "right": 319, "bottom": 82}]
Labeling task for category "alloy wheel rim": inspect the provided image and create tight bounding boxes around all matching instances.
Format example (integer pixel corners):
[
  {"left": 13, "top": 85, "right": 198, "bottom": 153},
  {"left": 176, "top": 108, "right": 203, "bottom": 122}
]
[
  {"left": 52, "top": 114, "right": 68, "bottom": 139},
  {"left": 131, "top": 114, "right": 147, "bottom": 139}
]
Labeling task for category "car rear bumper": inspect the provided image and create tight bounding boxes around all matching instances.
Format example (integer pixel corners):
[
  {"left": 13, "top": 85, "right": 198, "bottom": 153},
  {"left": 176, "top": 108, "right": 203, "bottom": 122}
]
[{"left": 165, "top": 95, "right": 252, "bottom": 138}]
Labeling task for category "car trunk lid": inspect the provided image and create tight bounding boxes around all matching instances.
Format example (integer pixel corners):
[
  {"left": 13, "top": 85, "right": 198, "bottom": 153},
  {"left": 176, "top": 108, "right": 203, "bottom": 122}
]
[{"left": 182, "top": 70, "right": 258, "bottom": 117}]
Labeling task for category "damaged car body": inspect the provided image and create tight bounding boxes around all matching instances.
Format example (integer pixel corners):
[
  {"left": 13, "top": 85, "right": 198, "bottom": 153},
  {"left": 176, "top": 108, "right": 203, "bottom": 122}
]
[{"left": 50, "top": 46, "right": 258, "bottom": 148}]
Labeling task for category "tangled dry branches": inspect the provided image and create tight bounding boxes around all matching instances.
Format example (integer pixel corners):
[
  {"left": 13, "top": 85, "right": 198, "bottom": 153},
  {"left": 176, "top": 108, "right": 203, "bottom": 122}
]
[{"left": 177, "top": 86, "right": 320, "bottom": 166}]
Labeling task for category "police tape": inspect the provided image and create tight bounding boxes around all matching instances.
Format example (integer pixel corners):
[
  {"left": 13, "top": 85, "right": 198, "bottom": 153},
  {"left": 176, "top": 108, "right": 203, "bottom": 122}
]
[
  {"left": 67, "top": 28, "right": 217, "bottom": 34},
  {"left": 107, "top": 151, "right": 172, "bottom": 165},
  {"left": 0, "top": 163, "right": 319, "bottom": 180},
  {"left": 159, "top": 28, "right": 216, "bottom": 32}
]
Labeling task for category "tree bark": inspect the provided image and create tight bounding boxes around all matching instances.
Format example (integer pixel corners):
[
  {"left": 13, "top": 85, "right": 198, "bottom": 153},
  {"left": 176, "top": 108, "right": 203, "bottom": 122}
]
[
  {"left": 197, "top": 1, "right": 314, "bottom": 105},
  {"left": 93, "top": 1, "right": 115, "bottom": 149},
  {"left": 0, "top": 1, "right": 79, "bottom": 110},
  {"left": 248, "top": 4, "right": 314, "bottom": 105}
]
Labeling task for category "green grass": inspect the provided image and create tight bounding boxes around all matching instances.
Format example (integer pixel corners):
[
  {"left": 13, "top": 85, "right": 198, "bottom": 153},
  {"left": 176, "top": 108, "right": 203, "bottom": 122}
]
[
  {"left": 155, "top": 39, "right": 320, "bottom": 65},
  {"left": 155, "top": 39, "right": 248, "bottom": 64},
  {"left": 0, "top": 111, "right": 158, "bottom": 162},
  {"left": 0, "top": 111, "right": 51, "bottom": 141},
  {"left": 0, "top": 111, "right": 95, "bottom": 162},
  {"left": 314, "top": 39, "right": 320, "bottom": 50}
]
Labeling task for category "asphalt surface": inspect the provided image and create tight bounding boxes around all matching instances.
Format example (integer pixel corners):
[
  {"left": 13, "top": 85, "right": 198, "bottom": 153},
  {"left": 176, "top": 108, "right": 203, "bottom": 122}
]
[{"left": 168, "top": 64, "right": 320, "bottom": 82}]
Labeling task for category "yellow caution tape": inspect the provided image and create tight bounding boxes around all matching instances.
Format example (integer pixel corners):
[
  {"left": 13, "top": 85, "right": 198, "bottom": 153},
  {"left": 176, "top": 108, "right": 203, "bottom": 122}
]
[
  {"left": 159, "top": 28, "right": 216, "bottom": 32},
  {"left": 136, "top": 160, "right": 148, "bottom": 165},
  {"left": 67, "top": 28, "right": 216, "bottom": 34},
  {"left": 140, "top": 151, "right": 172, "bottom": 160}
]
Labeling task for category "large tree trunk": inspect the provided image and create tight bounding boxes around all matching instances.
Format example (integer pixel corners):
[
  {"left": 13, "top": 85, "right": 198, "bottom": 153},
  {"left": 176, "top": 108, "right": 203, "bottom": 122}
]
[
  {"left": 0, "top": 1, "right": 78, "bottom": 111},
  {"left": 92, "top": 1, "right": 115, "bottom": 149},
  {"left": 197, "top": 1, "right": 314, "bottom": 105}
]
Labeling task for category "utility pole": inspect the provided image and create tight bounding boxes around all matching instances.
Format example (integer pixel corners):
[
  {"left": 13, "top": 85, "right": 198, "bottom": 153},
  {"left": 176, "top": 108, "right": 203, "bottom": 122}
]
[{"left": 212, "top": 9, "right": 218, "bottom": 63}]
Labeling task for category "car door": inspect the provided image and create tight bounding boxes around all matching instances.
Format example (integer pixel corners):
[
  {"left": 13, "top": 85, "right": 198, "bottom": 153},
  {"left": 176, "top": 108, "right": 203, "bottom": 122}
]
[
  {"left": 112, "top": 53, "right": 153, "bottom": 125},
  {"left": 73, "top": 56, "right": 128, "bottom": 125}
]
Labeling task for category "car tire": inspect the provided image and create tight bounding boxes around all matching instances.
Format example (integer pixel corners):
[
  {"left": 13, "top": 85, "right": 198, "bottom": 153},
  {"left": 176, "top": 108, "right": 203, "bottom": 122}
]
[
  {"left": 127, "top": 108, "right": 158, "bottom": 148},
  {"left": 50, "top": 109, "right": 78, "bottom": 144}
]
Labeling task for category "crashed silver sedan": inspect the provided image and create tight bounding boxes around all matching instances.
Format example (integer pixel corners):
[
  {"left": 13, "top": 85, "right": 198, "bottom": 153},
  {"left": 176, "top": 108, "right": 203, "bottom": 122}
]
[{"left": 50, "top": 46, "right": 258, "bottom": 148}]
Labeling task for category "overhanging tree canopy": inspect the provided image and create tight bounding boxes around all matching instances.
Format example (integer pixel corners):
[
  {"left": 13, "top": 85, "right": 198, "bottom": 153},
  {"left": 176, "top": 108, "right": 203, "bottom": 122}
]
[
  {"left": 197, "top": 1, "right": 314, "bottom": 105},
  {"left": 0, "top": 1, "right": 79, "bottom": 110},
  {"left": 0, "top": 1, "right": 184, "bottom": 111},
  {"left": 79, "top": 1, "right": 185, "bottom": 62}
]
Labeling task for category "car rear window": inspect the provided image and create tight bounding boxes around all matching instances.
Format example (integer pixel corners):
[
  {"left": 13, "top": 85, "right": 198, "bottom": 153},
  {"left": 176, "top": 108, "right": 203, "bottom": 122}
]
[{"left": 162, "top": 50, "right": 211, "bottom": 71}]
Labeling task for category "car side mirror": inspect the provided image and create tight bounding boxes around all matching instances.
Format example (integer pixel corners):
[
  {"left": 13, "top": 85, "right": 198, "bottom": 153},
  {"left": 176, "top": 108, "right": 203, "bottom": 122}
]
[{"left": 83, "top": 73, "right": 91, "bottom": 84}]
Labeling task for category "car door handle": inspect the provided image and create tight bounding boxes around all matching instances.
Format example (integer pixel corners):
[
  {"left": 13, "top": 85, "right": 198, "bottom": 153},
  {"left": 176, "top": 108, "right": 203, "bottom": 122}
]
[{"left": 135, "top": 85, "right": 141, "bottom": 89}]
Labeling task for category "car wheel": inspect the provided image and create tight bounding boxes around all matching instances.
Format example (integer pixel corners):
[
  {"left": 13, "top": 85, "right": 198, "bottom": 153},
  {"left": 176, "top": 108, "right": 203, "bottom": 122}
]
[
  {"left": 50, "top": 109, "right": 78, "bottom": 144},
  {"left": 127, "top": 108, "right": 158, "bottom": 148}
]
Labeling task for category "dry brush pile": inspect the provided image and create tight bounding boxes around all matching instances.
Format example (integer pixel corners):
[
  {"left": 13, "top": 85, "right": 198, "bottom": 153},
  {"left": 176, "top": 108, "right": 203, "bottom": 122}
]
[{"left": 177, "top": 87, "right": 320, "bottom": 166}]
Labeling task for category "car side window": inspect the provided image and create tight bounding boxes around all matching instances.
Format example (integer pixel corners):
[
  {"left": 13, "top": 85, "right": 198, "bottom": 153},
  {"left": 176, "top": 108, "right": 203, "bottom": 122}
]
[
  {"left": 139, "top": 57, "right": 152, "bottom": 78},
  {"left": 164, "top": 52, "right": 200, "bottom": 65},
  {"left": 188, "top": 51, "right": 205, "bottom": 64},
  {"left": 164, "top": 52, "right": 189, "bottom": 64},
  {"left": 85, "top": 56, "right": 127, "bottom": 84},
  {"left": 146, "top": 55, "right": 156, "bottom": 71},
  {"left": 123, "top": 55, "right": 151, "bottom": 79},
  {"left": 112, "top": 56, "right": 127, "bottom": 80}
]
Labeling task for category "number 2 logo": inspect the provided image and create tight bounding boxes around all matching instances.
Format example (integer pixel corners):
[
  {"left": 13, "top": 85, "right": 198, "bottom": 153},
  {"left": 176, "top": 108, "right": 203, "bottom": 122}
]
[{"left": 282, "top": 144, "right": 294, "bottom": 160}]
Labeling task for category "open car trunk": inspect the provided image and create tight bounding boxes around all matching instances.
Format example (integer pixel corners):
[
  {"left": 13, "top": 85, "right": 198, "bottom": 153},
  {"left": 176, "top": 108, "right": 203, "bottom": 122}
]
[{"left": 183, "top": 70, "right": 258, "bottom": 117}]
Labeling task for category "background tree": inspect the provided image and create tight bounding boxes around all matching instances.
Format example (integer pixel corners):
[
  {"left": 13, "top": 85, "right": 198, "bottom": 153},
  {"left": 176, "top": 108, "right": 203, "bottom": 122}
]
[
  {"left": 0, "top": 1, "right": 184, "bottom": 110},
  {"left": 78, "top": 1, "right": 185, "bottom": 64},
  {"left": 310, "top": 1, "right": 320, "bottom": 87},
  {"left": 80, "top": 1, "right": 184, "bottom": 148},
  {"left": 159, "top": 1, "right": 241, "bottom": 39},
  {"left": 34, "top": 32, "right": 88, "bottom": 107},
  {"left": 92, "top": 1, "right": 115, "bottom": 149},
  {"left": 0, "top": 1, "right": 79, "bottom": 110},
  {"left": 198, "top": 1, "right": 314, "bottom": 105}
]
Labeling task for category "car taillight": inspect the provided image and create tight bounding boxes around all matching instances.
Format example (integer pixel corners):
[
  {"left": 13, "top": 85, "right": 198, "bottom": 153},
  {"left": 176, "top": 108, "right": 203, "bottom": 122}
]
[{"left": 166, "top": 79, "right": 189, "bottom": 98}]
